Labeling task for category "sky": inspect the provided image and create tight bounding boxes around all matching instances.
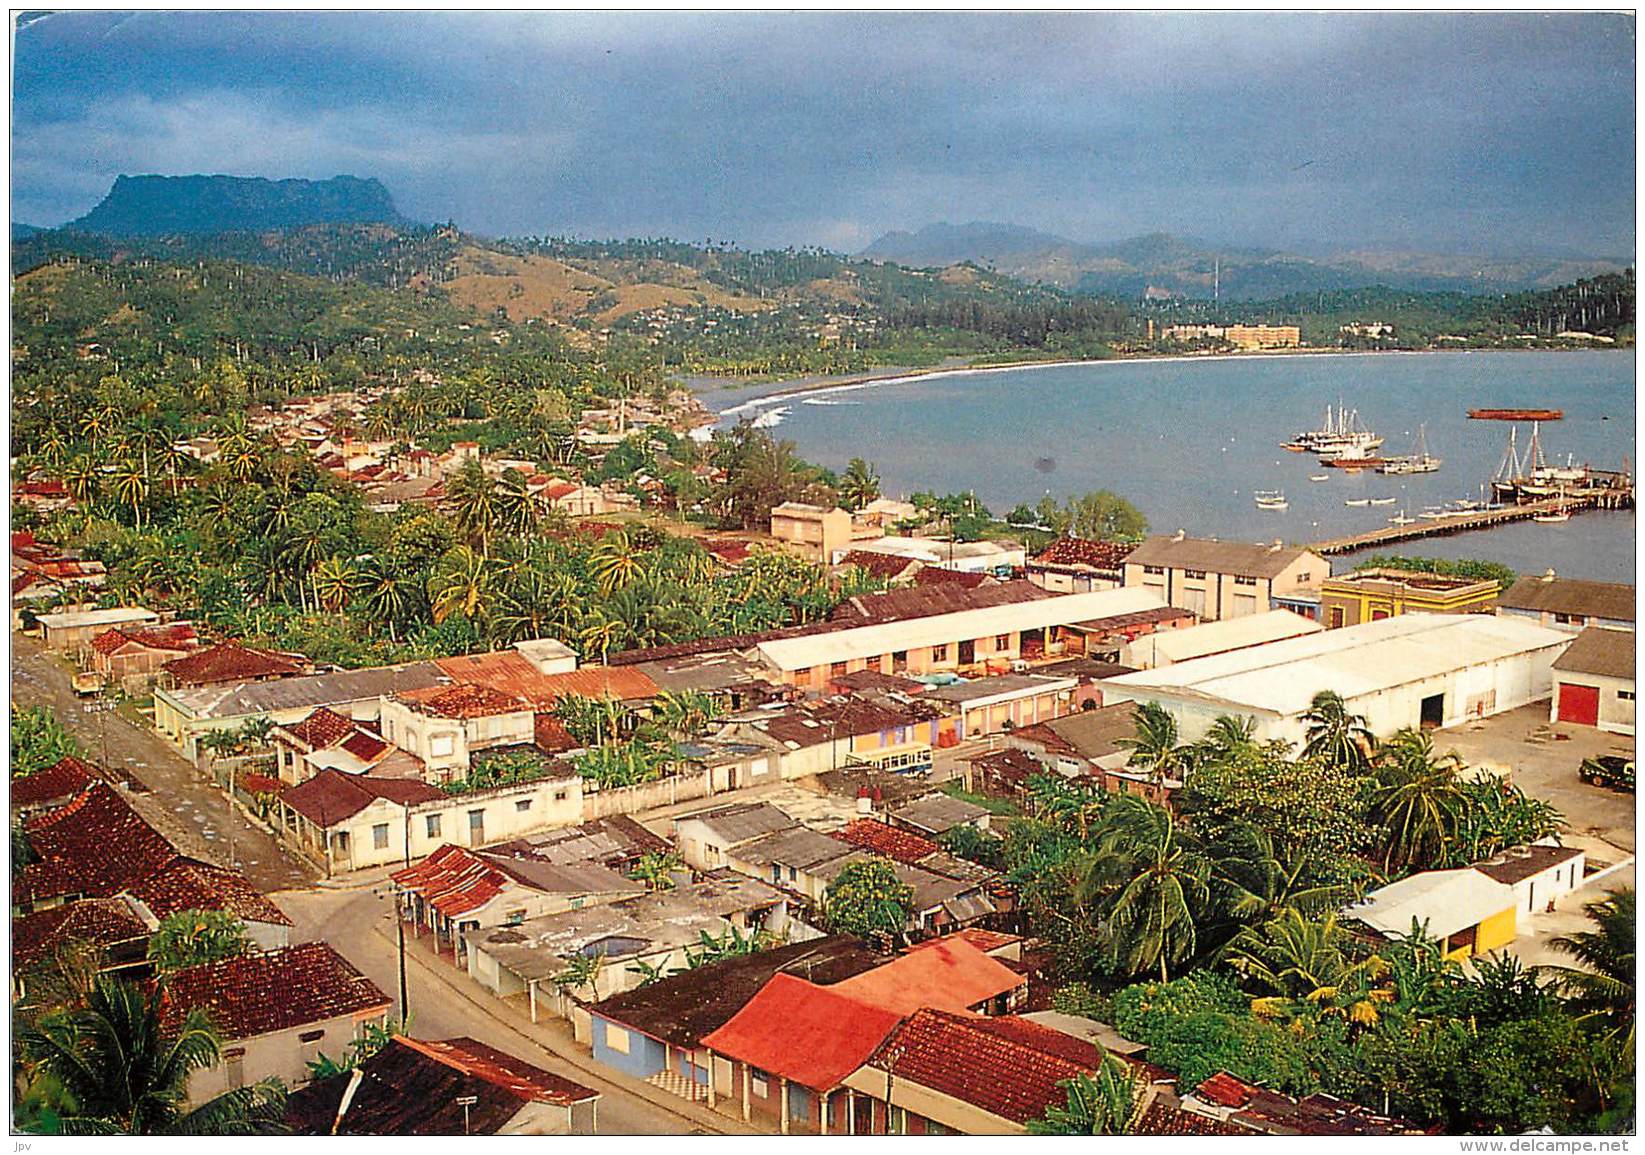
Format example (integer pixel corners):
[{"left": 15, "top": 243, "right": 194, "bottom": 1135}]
[{"left": 10, "top": 10, "right": 1637, "bottom": 257}]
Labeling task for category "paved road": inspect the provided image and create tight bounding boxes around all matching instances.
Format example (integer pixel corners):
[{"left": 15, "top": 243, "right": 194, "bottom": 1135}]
[
  {"left": 11, "top": 634, "right": 315, "bottom": 892},
  {"left": 275, "top": 885, "right": 739, "bottom": 1135}
]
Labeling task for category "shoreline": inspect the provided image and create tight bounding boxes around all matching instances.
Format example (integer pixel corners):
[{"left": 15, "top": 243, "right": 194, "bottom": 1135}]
[{"left": 699, "top": 345, "right": 1625, "bottom": 417}]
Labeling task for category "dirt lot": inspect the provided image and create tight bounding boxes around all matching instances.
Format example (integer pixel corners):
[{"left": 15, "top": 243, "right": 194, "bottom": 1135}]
[{"left": 1440, "top": 702, "right": 1635, "bottom": 856}]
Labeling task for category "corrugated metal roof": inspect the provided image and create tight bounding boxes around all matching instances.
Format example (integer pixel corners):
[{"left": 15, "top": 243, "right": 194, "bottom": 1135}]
[
  {"left": 1342, "top": 868, "right": 1516, "bottom": 940},
  {"left": 1144, "top": 609, "right": 1323, "bottom": 663},
  {"left": 168, "top": 661, "right": 448, "bottom": 720},
  {"left": 1104, "top": 614, "right": 1573, "bottom": 718},
  {"left": 1499, "top": 575, "right": 1635, "bottom": 622},
  {"left": 1551, "top": 626, "right": 1635, "bottom": 680},
  {"left": 756, "top": 588, "right": 1168, "bottom": 671},
  {"left": 1123, "top": 535, "right": 1321, "bottom": 579}
]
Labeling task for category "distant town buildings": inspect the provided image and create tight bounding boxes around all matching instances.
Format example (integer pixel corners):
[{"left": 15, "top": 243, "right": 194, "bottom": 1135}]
[{"left": 1161, "top": 323, "right": 1301, "bottom": 350}]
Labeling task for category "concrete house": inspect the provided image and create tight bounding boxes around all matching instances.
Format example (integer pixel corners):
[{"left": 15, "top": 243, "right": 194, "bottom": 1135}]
[
  {"left": 1497, "top": 572, "right": 1635, "bottom": 633},
  {"left": 378, "top": 684, "right": 536, "bottom": 782},
  {"left": 1319, "top": 567, "right": 1501, "bottom": 628},
  {"left": 162, "top": 942, "right": 392, "bottom": 1105},
  {"left": 1472, "top": 842, "right": 1588, "bottom": 917},
  {"left": 87, "top": 624, "right": 199, "bottom": 692},
  {"left": 1026, "top": 538, "right": 1132, "bottom": 594},
  {"left": 37, "top": 606, "right": 159, "bottom": 652},
  {"left": 1550, "top": 626, "right": 1635, "bottom": 735},
  {"left": 770, "top": 502, "right": 854, "bottom": 563},
  {"left": 1123, "top": 535, "right": 1328, "bottom": 622},
  {"left": 921, "top": 673, "right": 1079, "bottom": 739},
  {"left": 1342, "top": 869, "right": 1517, "bottom": 960}
]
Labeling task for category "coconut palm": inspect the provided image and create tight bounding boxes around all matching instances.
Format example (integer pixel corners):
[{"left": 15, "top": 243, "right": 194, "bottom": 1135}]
[
  {"left": 17, "top": 976, "right": 288, "bottom": 1135},
  {"left": 1301, "top": 690, "right": 1376, "bottom": 773},
  {"left": 356, "top": 556, "right": 415, "bottom": 642},
  {"left": 495, "top": 470, "right": 539, "bottom": 538},
  {"left": 1544, "top": 888, "right": 1635, "bottom": 1050},
  {"left": 1224, "top": 909, "right": 1381, "bottom": 1017},
  {"left": 578, "top": 616, "right": 623, "bottom": 665},
  {"left": 447, "top": 459, "right": 499, "bottom": 553},
  {"left": 1370, "top": 728, "right": 1465, "bottom": 870},
  {"left": 1116, "top": 702, "right": 1190, "bottom": 785},
  {"left": 1077, "top": 795, "right": 1212, "bottom": 980},
  {"left": 62, "top": 455, "right": 100, "bottom": 507},
  {"left": 110, "top": 460, "right": 150, "bottom": 529},
  {"left": 1209, "top": 824, "right": 1353, "bottom": 926},
  {"left": 838, "top": 457, "right": 881, "bottom": 512}
]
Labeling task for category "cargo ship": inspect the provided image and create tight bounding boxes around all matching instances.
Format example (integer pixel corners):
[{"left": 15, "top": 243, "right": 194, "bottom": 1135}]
[{"left": 1468, "top": 408, "right": 1563, "bottom": 421}]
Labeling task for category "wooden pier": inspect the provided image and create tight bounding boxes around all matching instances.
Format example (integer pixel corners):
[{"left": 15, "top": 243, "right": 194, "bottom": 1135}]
[{"left": 1311, "top": 495, "right": 1609, "bottom": 556}]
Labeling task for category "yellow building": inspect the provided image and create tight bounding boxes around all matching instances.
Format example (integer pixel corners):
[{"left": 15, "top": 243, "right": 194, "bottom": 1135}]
[
  {"left": 1224, "top": 324, "right": 1300, "bottom": 351},
  {"left": 1320, "top": 567, "right": 1501, "bottom": 628},
  {"left": 1343, "top": 869, "right": 1518, "bottom": 960},
  {"left": 770, "top": 502, "right": 854, "bottom": 563}
]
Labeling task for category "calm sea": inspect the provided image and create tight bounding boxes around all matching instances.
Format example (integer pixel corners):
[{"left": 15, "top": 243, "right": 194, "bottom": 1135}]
[{"left": 710, "top": 350, "right": 1638, "bottom": 583}]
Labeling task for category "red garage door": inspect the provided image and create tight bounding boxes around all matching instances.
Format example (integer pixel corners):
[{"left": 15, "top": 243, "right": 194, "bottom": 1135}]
[{"left": 1558, "top": 682, "right": 1600, "bottom": 726}]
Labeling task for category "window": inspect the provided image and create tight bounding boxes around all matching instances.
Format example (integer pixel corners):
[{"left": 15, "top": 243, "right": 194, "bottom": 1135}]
[
  {"left": 1620, "top": 690, "right": 1636, "bottom": 702},
  {"left": 995, "top": 634, "right": 1010, "bottom": 650},
  {"left": 794, "top": 667, "right": 811, "bottom": 680},
  {"left": 1143, "top": 565, "right": 1164, "bottom": 576},
  {"left": 298, "top": 1029, "right": 326, "bottom": 1044},
  {"left": 570, "top": 897, "right": 585, "bottom": 910},
  {"left": 605, "top": 1024, "right": 631, "bottom": 1054},
  {"left": 787, "top": 866, "right": 797, "bottom": 882},
  {"left": 1184, "top": 569, "right": 1206, "bottom": 580},
  {"left": 932, "top": 644, "right": 949, "bottom": 662},
  {"left": 431, "top": 734, "right": 455, "bottom": 758},
  {"left": 505, "top": 909, "right": 526, "bottom": 926},
  {"left": 554, "top": 790, "right": 568, "bottom": 802},
  {"left": 1234, "top": 575, "right": 1258, "bottom": 586},
  {"left": 515, "top": 799, "right": 532, "bottom": 812},
  {"left": 468, "top": 809, "right": 485, "bottom": 844},
  {"left": 1296, "top": 572, "right": 1312, "bottom": 584},
  {"left": 372, "top": 824, "right": 389, "bottom": 850},
  {"left": 1554, "top": 612, "right": 1574, "bottom": 624},
  {"left": 425, "top": 814, "right": 442, "bottom": 839},
  {"left": 751, "top": 1069, "right": 770, "bottom": 1098}
]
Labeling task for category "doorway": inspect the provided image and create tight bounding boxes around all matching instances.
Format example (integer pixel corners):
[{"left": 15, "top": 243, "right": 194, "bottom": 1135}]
[
  {"left": 1419, "top": 693, "right": 1445, "bottom": 729},
  {"left": 958, "top": 639, "right": 975, "bottom": 665}
]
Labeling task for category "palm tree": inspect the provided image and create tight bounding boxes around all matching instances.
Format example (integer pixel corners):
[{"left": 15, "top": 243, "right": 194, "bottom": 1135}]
[
  {"left": 62, "top": 456, "right": 100, "bottom": 507},
  {"left": 552, "top": 952, "right": 606, "bottom": 1003},
  {"left": 17, "top": 976, "right": 287, "bottom": 1135},
  {"left": 1301, "top": 690, "right": 1376, "bottom": 773},
  {"left": 1544, "top": 888, "right": 1635, "bottom": 1051},
  {"left": 654, "top": 690, "right": 721, "bottom": 739},
  {"left": 838, "top": 457, "right": 881, "bottom": 512},
  {"left": 111, "top": 460, "right": 150, "bottom": 529},
  {"left": 446, "top": 458, "right": 499, "bottom": 554},
  {"left": 495, "top": 470, "right": 539, "bottom": 538},
  {"left": 309, "top": 555, "right": 361, "bottom": 615},
  {"left": 1210, "top": 824, "right": 1352, "bottom": 926},
  {"left": 1116, "top": 702, "right": 1190, "bottom": 785},
  {"left": 356, "top": 556, "right": 414, "bottom": 643},
  {"left": 578, "top": 616, "right": 622, "bottom": 664},
  {"left": 1370, "top": 728, "right": 1465, "bottom": 870},
  {"left": 1224, "top": 908, "right": 1382, "bottom": 1021},
  {"left": 427, "top": 545, "right": 495, "bottom": 626},
  {"left": 1028, "top": 1057, "right": 1148, "bottom": 1135},
  {"left": 590, "top": 530, "right": 644, "bottom": 597},
  {"left": 1077, "top": 795, "right": 1212, "bottom": 980}
]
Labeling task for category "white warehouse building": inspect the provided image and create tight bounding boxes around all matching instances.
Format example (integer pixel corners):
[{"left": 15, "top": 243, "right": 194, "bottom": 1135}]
[{"left": 1099, "top": 613, "right": 1574, "bottom": 748}]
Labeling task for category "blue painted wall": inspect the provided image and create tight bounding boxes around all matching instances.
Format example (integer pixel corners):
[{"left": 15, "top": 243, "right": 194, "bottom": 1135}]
[
  {"left": 787, "top": 1082, "right": 814, "bottom": 1124},
  {"left": 590, "top": 1014, "right": 667, "bottom": 1080}
]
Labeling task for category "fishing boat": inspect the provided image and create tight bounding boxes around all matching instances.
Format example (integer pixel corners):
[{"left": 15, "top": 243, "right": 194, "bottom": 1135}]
[
  {"left": 1309, "top": 474, "right": 1330, "bottom": 482},
  {"left": 1283, "top": 404, "right": 1383, "bottom": 455},
  {"left": 1254, "top": 489, "right": 1288, "bottom": 511},
  {"left": 1257, "top": 500, "right": 1289, "bottom": 511},
  {"left": 1380, "top": 424, "right": 1442, "bottom": 475},
  {"left": 1418, "top": 507, "right": 1451, "bottom": 521},
  {"left": 1344, "top": 498, "right": 1371, "bottom": 507},
  {"left": 1469, "top": 408, "right": 1563, "bottom": 421},
  {"left": 1387, "top": 510, "right": 1416, "bottom": 525},
  {"left": 1533, "top": 488, "right": 1572, "bottom": 523},
  {"left": 1368, "top": 497, "right": 1397, "bottom": 506}
]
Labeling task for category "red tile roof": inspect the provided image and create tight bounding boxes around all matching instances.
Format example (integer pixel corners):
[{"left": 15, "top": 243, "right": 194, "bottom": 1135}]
[
  {"left": 831, "top": 937, "right": 1025, "bottom": 1018},
  {"left": 837, "top": 551, "right": 917, "bottom": 580},
  {"left": 281, "top": 707, "right": 359, "bottom": 751},
  {"left": 396, "top": 683, "right": 530, "bottom": 719},
  {"left": 162, "top": 942, "right": 391, "bottom": 1040},
  {"left": 20, "top": 784, "right": 181, "bottom": 904},
  {"left": 281, "top": 770, "right": 446, "bottom": 827},
  {"left": 700, "top": 973, "right": 904, "bottom": 1091},
  {"left": 1195, "top": 1071, "right": 1260, "bottom": 1109},
  {"left": 541, "top": 481, "right": 581, "bottom": 501},
  {"left": 830, "top": 581, "right": 1051, "bottom": 626},
  {"left": 866, "top": 1009, "right": 1105, "bottom": 1125},
  {"left": 703, "top": 538, "right": 752, "bottom": 564},
  {"left": 90, "top": 624, "right": 198, "bottom": 656},
  {"left": 1032, "top": 537, "right": 1133, "bottom": 571},
  {"left": 128, "top": 860, "right": 292, "bottom": 927},
  {"left": 913, "top": 566, "right": 991, "bottom": 589},
  {"left": 10, "top": 755, "right": 97, "bottom": 811},
  {"left": 534, "top": 713, "right": 577, "bottom": 754},
  {"left": 162, "top": 641, "right": 308, "bottom": 686},
  {"left": 832, "top": 818, "right": 942, "bottom": 864},
  {"left": 340, "top": 729, "right": 391, "bottom": 762},
  {"left": 396, "top": 1037, "right": 599, "bottom": 1105},
  {"left": 911, "top": 928, "right": 1022, "bottom": 956},
  {"left": 12, "top": 897, "right": 151, "bottom": 971}
]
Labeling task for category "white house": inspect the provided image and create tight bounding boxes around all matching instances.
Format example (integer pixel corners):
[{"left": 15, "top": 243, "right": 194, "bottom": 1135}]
[{"left": 1549, "top": 627, "right": 1635, "bottom": 736}]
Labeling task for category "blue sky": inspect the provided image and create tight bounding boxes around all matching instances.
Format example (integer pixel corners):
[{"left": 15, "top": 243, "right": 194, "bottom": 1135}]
[{"left": 10, "top": 11, "right": 1636, "bottom": 256}]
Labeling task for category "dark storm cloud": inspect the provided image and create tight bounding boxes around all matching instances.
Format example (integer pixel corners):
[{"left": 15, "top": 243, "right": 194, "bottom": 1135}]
[{"left": 10, "top": 11, "right": 1635, "bottom": 255}]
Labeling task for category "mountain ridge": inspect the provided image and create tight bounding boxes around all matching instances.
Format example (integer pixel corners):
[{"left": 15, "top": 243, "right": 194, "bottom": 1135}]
[
  {"left": 64, "top": 173, "right": 407, "bottom": 236},
  {"left": 860, "top": 220, "right": 1629, "bottom": 298}
]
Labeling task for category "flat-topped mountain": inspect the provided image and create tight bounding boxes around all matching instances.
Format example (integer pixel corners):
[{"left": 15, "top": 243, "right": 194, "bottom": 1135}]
[{"left": 65, "top": 174, "right": 406, "bottom": 236}]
